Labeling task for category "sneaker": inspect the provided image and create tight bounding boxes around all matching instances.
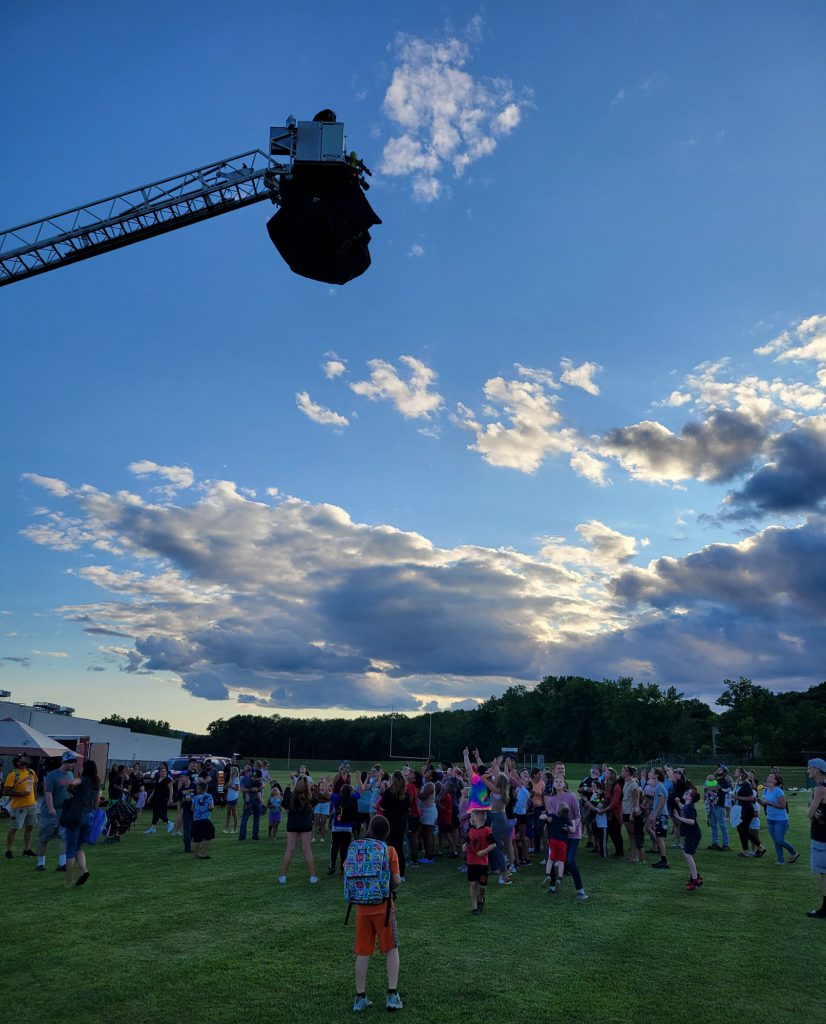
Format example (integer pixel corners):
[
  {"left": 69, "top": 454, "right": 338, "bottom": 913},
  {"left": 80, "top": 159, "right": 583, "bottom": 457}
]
[
  {"left": 707, "top": 843, "right": 721, "bottom": 850},
  {"left": 509, "top": 864, "right": 517, "bottom": 873},
  {"left": 548, "top": 885, "right": 558, "bottom": 893},
  {"left": 222, "top": 829, "right": 230, "bottom": 834},
  {"left": 806, "top": 907, "right": 826, "bottom": 918},
  {"left": 720, "top": 846, "right": 731, "bottom": 851},
  {"left": 789, "top": 851, "right": 800, "bottom": 864},
  {"left": 418, "top": 858, "right": 433, "bottom": 864},
  {"left": 55, "top": 864, "right": 67, "bottom": 872},
  {"left": 277, "top": 875, "right": 287, "bottom": 885},
  {"left": 144, "top": 827, "right": 157, "bottom": 834},
  {"left": 754, "top": 847, "right": 766, "bottom": 858},
  {"left": 22, "top": 849, "right": 36, "bottom": 858},
  {"left": 575, "top": 890, "right": 588, "bottom": 900},
  {"left": 166, "top": 822, "right": 175, "bottom": 834},
  {"left": 498, "top": 876, "right": 512, "bottom": 885},
  {"left": 311, "top": 838, "right": 316, "bottom": 844},
  {"left": 408, "top": 861, "right": 420, "bottom": 868},
  {"left": 327, "top": 867, "right": 337, "bottom": 875},
  {"left": 35, "top": 864, "right": 46, "bottom": 872},
  {"left": 399, "top": 876, "right": 406, "bottom": 883},
  {"left": 4, "top": 851, "right": 12, "bottom": 860},
  {"left": 309, "top": 875, "right": 319, "bottom": 884},
  {"left": 471, "top": 907, "right": 481, "bottom": 916},
  {"left": 477, "top": 898, "right": 485, "bottom": 913},
  {"left": 737, "top": 851, "right": 754, "bottom": 858},
  {"left": 696, "top": 874, "right": 704, "bottom": 887},
  {"left": 456, "top": 865, "right": 467, "bottom": 873},
  {"left": 352, "top": 996, "right": 373, "bottom": 1012},
  {"left": 686, "top": 879, "right": 699, "bottom": 891},
  {"left": 386, "top": 992, "right": 403, "bottom": 1011},
  {"left": 651, "top": 860, "right": 670, "bottom": 869},
  {"left": 671, "top": 842, "right": 683, "bottom": 849},
  {"left": 540, "top": 875, "right": 552, "bottom": 887}
]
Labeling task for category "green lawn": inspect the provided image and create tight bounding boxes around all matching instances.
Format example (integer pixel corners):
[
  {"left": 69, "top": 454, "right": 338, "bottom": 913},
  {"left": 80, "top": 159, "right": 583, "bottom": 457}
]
[{"left": 3, "top": 795, "right": 821, "bottom": 1024}]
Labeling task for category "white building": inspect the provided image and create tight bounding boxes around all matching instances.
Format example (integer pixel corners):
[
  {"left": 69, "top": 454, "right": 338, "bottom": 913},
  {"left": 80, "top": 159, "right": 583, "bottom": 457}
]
[{"left": 0, "top": 699, "right": 182, "bottom": 766}]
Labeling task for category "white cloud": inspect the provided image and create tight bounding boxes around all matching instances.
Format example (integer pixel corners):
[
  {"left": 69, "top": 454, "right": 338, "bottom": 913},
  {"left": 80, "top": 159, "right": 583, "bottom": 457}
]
[
  {"left": 560, "top": 358, "right": 602, "bottom": 396},
  {"left": 128, "top": 460, "right": 194, "bottom": 491},
  {"left": 350, "top": 355, "right": 443, "bottom": 419},
  {"left": 609, "top": 88, "right": 626, "bottom": 108},
  {"left": 466, "top": 374, "right": 576, "bottom": 473},
  {"left": 32, "top": 649, "right": 69, "bottom": 657},
  {"left": 656, "top": 390, "right": 693, "bottom": 408},
  {"left": 323, "top": 358, "right": 347, "bottom": 380},
  {"left": 569, "top": 450, "right": 610, "bottom": 486},
  {"left": 773, "top": 315, "right": 826, "bottom": 365},
  {"left": 408, "top": 243, "right": 425, "bottom": 257},
  {"left": 295, "top": 391, "right": 349, "bottom": 428},
  {"left": 21, "top": 473, "right": 70, "bottom": 497},
  {"left": 380, "top": 25, "right": 528, "bottom": 201}
]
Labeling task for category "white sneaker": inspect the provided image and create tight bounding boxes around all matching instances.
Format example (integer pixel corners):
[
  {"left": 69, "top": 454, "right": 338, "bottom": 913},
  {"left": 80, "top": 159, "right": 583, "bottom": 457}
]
[
  {"left": 498, "top": 875, "right": 513, "bottom": 885},
  {"left": 309, "top": 875, "right": 319, "bottom": 884},
  {"left": 576, "top": 890, "right": 588, "bottom": 900},
  {"left": 144, "top": 827, "right": 156, "bottom": 834},
  {"left": 167, "top": 822, "right": 174, "bottom": 833},
  {"left": 277, "top": 875, "right": 287, "bottom": 884}
]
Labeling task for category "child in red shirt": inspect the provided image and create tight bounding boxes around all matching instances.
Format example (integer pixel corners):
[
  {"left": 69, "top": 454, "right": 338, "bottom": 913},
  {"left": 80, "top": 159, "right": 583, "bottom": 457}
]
[{"left": 463, "top": 808, "right": 496, "bottom": 915}]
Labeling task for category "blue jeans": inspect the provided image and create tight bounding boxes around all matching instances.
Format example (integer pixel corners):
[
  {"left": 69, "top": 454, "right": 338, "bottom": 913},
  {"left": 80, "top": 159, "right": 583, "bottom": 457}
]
[
  {"left": 239, "top": 801, "right": 261, "bottom": 840},
  {"left": 565, "top": 836, "right": 583, "bottom": 891},
  {"left": 766, "top": 818, "right": 796, "bottom": 863},
  {"left": 709, "top": 806, "right": 729, "bottom": 847}
]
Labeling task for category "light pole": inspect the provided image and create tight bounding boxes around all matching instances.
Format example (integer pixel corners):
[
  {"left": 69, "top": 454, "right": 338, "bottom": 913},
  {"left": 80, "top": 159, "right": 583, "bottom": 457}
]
[{"left": 427, "top": 712, "right": 433, "bottom": 759}]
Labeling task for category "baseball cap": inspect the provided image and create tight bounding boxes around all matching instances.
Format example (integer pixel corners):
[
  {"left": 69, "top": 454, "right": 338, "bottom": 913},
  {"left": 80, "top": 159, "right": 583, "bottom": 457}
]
[
  {"left": 808, "top": 757, "right": 826, "bottom": 772},
  {"left": 61, "top": 751, "right": 78, "bottom": 763}
]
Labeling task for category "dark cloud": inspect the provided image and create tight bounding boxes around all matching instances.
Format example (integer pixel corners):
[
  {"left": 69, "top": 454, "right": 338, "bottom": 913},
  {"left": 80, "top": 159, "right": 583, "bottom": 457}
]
[
  {"left": 181, "top": 671, "right": 230, "bottom": 701},
  {"left": 613, "top": 515, "right": 826, "bottom": 619},
  {"left": 83, "top": 625, "right": 134, "bottom": 638},
  {"left": 601, "top": 409, "right": 766, "bottom": 483},
  {"left": 725, "top": 425, "right": 826, "bottom": 518},
  {"left": 317, "top": 563, "right": 542, "bottom": 678},
  {"left": 86, "top": 665, "right": 106, "bottom": 672},
  {"left": 1, "top": 656, "right": 31, "bottom": 668}
]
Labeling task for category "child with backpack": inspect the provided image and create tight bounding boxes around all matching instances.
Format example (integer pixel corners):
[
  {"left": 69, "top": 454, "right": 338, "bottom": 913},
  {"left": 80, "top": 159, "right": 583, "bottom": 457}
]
[
  {"left": 344, "top": 814, "right": 403, "bottom": 1013},
  {"left": 463, "top": 808, "right": 496, "bottom": 915}
]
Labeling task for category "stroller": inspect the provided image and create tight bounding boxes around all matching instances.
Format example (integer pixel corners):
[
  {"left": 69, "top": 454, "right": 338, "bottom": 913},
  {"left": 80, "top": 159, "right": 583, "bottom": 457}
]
[{"left": 104, "top": 799, "right": 138, "bottom": 843}]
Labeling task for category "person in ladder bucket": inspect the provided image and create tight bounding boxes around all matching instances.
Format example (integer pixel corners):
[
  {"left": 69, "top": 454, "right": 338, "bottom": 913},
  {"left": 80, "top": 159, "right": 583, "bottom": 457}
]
[{"left": 343, "top": 814, "right": 403, "bottom": 1012}]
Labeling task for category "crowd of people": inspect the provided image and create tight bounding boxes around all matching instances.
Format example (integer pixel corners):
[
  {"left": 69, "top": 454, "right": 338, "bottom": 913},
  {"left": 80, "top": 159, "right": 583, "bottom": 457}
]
[
  {"left": 3, "top": 748, "right": 826, "bottom": 1012},
  {"left": 5, "top": 751, "right": 825, "bottom": 898}
]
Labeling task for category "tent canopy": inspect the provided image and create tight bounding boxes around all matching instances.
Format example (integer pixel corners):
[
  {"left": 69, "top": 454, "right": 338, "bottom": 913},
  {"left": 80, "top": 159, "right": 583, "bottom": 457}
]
[{"left": 0, "top": 717, "right": 76, "bottom": 757}]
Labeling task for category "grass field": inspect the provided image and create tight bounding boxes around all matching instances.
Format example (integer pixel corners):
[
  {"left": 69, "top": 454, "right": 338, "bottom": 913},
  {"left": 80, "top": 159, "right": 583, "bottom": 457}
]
[{"left": 3, "top": 782, "right": 822, "bottom": 1024}]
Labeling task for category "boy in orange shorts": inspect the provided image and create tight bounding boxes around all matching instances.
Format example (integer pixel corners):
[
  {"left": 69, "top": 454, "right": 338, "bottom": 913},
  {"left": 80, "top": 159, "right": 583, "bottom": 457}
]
[{"left": 353, "top": 815, "right": 403, "bottom": 1012}]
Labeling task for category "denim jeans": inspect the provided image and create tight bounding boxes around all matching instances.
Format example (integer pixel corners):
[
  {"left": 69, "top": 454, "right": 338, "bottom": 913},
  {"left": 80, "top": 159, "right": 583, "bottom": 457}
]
[
  {"left": 767, "top": 818, "right": 796, "bottom": 863},
  {"left": 489, "top": 812, "right": 510, "bottom": 873},
  {"left": 709, "top": 805, "right": 729, "bottom": 847},
  {"left": 239, "top": 801, "right": 261, "bottom": 840},
  {"left": 565, "top": 837, "right": 583, "bottom": 890}
]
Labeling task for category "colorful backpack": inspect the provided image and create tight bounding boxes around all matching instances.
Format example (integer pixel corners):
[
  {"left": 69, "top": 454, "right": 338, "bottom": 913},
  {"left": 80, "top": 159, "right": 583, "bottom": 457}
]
[{"left": 343, "top": 838, "right": 392, "bottom": 924}]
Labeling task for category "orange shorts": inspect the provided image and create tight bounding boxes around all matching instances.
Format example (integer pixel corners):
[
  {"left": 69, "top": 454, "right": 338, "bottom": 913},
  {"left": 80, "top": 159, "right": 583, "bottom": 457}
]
[{"left": 354, "top": 904, "right": 398, "bottom": 956}]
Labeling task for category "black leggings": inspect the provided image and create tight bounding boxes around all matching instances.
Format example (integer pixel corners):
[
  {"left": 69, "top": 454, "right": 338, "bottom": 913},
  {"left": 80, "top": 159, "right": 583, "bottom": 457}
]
[
  {"left": 329, "top": 831, "right": 352, "bottom": 871},
  {"left": 606, "top": 815, "right": 624, "bottom": 855},
  {"left": 737, "top": 818, "right": 758, "bottom": 851},
  {"left": 389, "top": 829, "right": 406, "bottom": 876},
  {"left": 151, "top": 804, "right": 169, "bottom": 825}
]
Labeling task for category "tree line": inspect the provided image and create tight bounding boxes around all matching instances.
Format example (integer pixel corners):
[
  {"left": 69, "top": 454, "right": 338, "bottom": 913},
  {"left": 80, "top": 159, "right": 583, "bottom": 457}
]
[{"left": 175, "top": 675, "right": 826, "bottom": 765}]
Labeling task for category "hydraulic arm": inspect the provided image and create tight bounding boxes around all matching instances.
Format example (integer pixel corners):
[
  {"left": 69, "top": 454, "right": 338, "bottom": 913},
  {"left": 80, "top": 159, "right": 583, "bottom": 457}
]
[{"left": 0, "top": 116, "right": 380, "bottom": 288}]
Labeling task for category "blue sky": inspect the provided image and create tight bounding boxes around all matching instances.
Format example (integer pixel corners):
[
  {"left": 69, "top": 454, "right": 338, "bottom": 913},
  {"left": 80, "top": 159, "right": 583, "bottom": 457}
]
[{"left": 2, "top": 2, "right": 826, "bottom": 730}]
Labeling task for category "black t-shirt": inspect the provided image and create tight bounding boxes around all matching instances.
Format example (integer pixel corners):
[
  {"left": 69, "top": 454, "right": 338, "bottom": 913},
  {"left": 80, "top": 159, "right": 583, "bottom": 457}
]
[
  {"left": 151, "top": 776, "right": 172, "bottom": 804},
  {"left": 681, "top": 802, "right": 700, "bottom": 837},
  {"left": 108, "top": 770, "right": 123, "bottom": 800},
  {"left": 379, "top": 790, "right": 411, "bottom": 832},
  {"left": 178, "top": 774, "right": 196, "bottom": 807},
  {"left": 810, "top": 791, "right": 826, "bottom": 842},
  {"left": 667, "top": 777, "right": 687, "bottom": 812},
  {"left": 715, "top": 778, "right": 730, "bottom": 807},
  {"left": 737, "top": 782, "right": 755, "bottom": 822}
]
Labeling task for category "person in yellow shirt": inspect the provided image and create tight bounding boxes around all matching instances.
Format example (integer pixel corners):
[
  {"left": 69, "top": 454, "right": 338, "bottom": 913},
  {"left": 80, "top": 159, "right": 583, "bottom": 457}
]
[{"left": 3, "top": 753, "right": 38, "bottom": 859}]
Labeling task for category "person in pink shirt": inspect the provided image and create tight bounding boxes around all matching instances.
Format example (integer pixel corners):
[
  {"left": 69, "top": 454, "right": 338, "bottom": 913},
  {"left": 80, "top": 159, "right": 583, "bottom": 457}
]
[{"left": 545, "top": 775, "right": 587, "bottom": 900}]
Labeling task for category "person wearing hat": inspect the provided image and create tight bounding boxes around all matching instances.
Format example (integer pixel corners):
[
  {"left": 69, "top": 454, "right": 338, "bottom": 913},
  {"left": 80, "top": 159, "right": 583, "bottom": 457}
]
[
  {"left": 806, "top": 757, "right": 826, "bottom": 918},
  {"left": 35, "top": 751, "right": 77, "bottom": 872},
  {"left": 3, "top": 753, "right": 38, "bottom": 859}
]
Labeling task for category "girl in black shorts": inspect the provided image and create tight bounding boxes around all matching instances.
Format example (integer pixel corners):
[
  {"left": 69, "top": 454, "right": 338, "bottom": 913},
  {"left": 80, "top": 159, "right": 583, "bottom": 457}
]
[{"left": 673, "top": 787, "right": 703, "bottom": 891}]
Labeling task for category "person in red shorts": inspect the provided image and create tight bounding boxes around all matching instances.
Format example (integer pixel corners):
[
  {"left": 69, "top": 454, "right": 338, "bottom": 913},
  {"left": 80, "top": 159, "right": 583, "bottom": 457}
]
[
  {"left": 463, "top": 808, "right": 496, "bottom": 915},
  {"left": 540, "top": 803, "right": 572, "bottom": 893},
  {"left": 353, "top": 815, "right": 403, "bottom": 1013}
]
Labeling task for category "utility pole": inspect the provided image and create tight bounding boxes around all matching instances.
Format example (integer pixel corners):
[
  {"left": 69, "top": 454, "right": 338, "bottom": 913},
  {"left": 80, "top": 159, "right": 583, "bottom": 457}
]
[
  {"left": 287, "top": 737, "right": 291, "bottom": 771},
  {"left": 428, "top": 712, "right": 433, "bottom": 759}
]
